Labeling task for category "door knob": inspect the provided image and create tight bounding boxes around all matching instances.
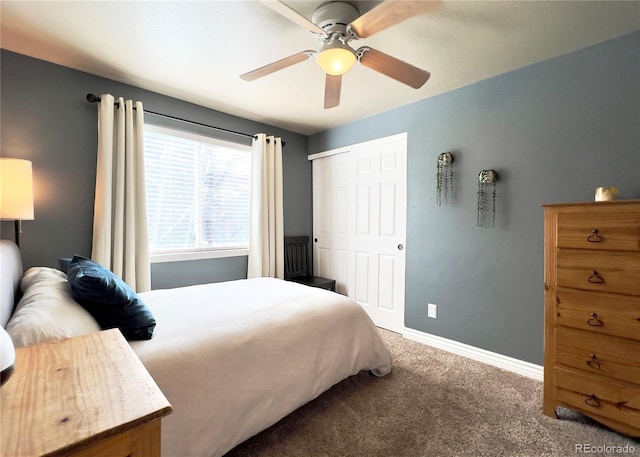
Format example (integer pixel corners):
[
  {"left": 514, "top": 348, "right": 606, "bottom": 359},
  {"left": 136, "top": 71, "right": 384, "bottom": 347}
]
[{"left": 397, "top": 244, "right": 404, "bottom": 250}]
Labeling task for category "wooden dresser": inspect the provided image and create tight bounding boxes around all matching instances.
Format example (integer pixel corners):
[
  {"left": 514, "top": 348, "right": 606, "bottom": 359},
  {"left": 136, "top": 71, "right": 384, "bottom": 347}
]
[
  {"left": 1, "top": 329, "right": 173, "bottom": 457},
  {"left": 543, "top": 200, "right": 640, "bottom": 437}
]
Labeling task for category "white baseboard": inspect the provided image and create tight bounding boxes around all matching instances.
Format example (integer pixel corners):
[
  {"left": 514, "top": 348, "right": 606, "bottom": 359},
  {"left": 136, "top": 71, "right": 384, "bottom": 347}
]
[{"left": 402, "top": 328, "right": 544, "bottom": 381}]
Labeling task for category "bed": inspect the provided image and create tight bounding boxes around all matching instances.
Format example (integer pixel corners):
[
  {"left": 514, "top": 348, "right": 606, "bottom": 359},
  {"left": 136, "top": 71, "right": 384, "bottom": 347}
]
[{"left": 0, "top": 240, "right": 392, "bottom": 457}]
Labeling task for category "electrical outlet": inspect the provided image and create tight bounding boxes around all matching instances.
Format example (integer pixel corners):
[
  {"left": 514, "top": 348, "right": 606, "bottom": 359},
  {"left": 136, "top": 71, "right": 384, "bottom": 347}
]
[{"left": 427, "top": 303, "right": 437, "bottom": 319}]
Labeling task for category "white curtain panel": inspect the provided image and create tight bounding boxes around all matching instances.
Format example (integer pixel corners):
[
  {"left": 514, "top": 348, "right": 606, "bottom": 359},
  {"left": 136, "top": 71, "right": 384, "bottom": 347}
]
[
  {"left": 92, "top": 94, "right": 151, "bottom": 292},
  {"left": 248, "top": 134, "right": 284, "bottom": 279}
]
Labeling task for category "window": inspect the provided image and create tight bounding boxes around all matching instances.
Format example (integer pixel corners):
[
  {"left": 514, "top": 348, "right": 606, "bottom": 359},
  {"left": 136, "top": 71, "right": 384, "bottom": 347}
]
[{"left": 143, "top": 124, "right": 252, "bottom": 262}]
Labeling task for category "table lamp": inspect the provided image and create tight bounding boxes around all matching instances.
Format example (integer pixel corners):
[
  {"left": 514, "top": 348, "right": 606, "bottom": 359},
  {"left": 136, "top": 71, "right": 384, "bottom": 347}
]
[{"left": 0, "top": 158, "right": 34, "bottom": 247}]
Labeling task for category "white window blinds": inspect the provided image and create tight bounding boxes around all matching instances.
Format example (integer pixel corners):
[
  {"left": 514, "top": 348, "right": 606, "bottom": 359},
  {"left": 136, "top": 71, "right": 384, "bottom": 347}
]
[{"left": 144, "top": 125, "right": 251, "bottom": 256}]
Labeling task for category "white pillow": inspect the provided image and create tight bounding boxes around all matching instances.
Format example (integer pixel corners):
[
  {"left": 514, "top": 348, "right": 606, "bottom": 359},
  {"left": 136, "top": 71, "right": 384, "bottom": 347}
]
[
  {"left": 19, "top": 266, "right": 67, "bottom": 291},
  {"left": 6, "top": 267, "right": 101, "bottom": 347}
]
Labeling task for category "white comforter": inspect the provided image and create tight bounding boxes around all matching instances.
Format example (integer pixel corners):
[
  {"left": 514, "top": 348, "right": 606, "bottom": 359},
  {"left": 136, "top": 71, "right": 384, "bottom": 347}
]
[{"left": 130, "top": 277, "right": 392, "bottom": 457}]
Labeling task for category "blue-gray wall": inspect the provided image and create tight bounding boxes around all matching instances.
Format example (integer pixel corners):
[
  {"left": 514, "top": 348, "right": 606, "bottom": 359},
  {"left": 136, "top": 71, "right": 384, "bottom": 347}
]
[
  {"left": 308, "top": 31, "right": 640, "bottom": 365},
  {"left": 0, "top": 50, "right": 311, "bottom": 289}
]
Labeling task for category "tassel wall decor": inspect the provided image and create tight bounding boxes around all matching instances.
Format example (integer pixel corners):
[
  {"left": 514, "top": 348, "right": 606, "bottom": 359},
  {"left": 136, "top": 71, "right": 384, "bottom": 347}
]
[
  {"left": 477, "top": 169, "right": 497, "bottom": 227},
  {"left": 436, "top": 152, "right": 454, "bottom": 206}
]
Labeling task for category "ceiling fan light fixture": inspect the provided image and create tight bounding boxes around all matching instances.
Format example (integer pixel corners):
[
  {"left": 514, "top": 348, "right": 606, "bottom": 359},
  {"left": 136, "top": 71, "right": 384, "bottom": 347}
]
[{"left": 316, "top": 40, "right": 356, "bottom": 76}]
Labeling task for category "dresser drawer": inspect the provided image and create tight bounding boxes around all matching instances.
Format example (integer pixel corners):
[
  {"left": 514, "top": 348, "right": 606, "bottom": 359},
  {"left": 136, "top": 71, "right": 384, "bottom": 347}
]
[
  {"left": 556, "top": 249, "right": 640, "bottom": 295},
  {"left": 556, "top": 210, "right": 640, "bottom": 251},
  {"left": 554, "top": 288, "right": 640, "bottom": 340},
  {"left": 555, "top": 367, "right": 640, "bottom": 429},
  {"left": 555, "top": 327, "right": 640, "bottom": 384}
]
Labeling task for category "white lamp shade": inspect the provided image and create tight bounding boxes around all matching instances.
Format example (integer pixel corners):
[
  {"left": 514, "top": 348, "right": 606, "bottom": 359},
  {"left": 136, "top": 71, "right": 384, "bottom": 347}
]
[
  {"left": 316, "top": 41, "right": 356, "bottom": 76},
  {"left": 0, "top": 158, "right": 34, "bottom": 220}
]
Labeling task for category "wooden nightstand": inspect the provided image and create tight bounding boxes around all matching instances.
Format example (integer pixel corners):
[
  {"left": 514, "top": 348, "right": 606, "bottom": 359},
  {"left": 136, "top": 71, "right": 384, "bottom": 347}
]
[{"left": 1, "top": 329, "right": 172, "bottom": 457}]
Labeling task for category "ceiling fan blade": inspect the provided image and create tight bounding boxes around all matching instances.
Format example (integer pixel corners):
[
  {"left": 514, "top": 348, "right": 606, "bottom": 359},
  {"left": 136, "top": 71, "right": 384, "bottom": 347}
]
[
  {"left": 349, "top": 1, "right": 439, "bottom": 39},
  {"left": 240, "top": 51, "right": 315, "bottom": 81},
  {"left": 358, "top": 47, "right": 430, "bottom": 89},
  {"left": 324, "top": 74, "right": 342, "bottom": 109},
  {"left": 260, "top": 0, "right": 327, "bottom": 36}
]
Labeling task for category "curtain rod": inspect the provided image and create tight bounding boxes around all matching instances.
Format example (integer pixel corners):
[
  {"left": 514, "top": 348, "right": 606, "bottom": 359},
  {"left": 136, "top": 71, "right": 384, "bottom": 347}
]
[{"left": 85, "top": 94, "right": 285, "bottom": 146}]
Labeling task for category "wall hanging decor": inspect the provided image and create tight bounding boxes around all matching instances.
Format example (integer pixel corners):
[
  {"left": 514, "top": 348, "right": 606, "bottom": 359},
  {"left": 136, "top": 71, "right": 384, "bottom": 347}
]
[
  {"left": 436, "top": 152, "right": 454, "bottom": 206},
  {"left": 477, "top": 169, "right": 497, "bottom": 227}
]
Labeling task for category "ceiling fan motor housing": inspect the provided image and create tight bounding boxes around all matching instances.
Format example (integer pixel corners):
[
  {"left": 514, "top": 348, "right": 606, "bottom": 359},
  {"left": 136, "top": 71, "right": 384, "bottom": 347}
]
[{"left": 312, "top": 2, "right": 359, "bottom": 37}]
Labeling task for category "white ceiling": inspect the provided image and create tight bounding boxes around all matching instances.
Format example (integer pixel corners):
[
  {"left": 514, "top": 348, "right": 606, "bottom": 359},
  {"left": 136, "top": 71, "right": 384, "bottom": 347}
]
[{"left": 1, "top": 1, "right": 638, "bottom": 135}]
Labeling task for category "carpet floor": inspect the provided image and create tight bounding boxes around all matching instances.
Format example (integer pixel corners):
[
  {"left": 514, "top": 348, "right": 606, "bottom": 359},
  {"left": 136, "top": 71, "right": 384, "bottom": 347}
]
[{"left": 226, "top": 329, "right": 639, "bottom": 457}]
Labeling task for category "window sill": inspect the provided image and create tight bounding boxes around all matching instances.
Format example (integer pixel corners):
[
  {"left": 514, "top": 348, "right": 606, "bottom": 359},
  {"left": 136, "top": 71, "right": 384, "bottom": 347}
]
[{"left": 150, "top": 248, "right": 248, "bottom": 263}]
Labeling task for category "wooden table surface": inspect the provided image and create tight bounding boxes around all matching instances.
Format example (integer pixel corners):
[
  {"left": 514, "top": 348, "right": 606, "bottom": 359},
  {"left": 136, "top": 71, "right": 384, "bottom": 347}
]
[{"left": 1, "top": 329, "right": 172, "bottom": 457}]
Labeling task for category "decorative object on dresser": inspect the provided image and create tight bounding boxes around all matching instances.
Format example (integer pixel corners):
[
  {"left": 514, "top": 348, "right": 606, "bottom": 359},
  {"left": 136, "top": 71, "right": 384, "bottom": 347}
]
[
  {"left": 542, "top": 200, "right": 640, "bottom": 437},
  {"left": 595, "top": 186, "right": 619, "bottom": 202},
  {"left": 477, "top": 169, "right": 497, "bottom": 227},
  {"left": 0, "top": 329, "right": 173, "bottom": 457},
  {"left": 436, "top": 151, "right": 454, "bottom": 206},
  {"left": 0, "top": 158, "right": 35, "bottom": 247}
]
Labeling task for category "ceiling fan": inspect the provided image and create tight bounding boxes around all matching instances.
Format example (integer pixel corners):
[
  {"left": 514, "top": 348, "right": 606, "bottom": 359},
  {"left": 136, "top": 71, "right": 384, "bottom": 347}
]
[{"left": 240, "top": 0, "right": 438, "bottom": 109}]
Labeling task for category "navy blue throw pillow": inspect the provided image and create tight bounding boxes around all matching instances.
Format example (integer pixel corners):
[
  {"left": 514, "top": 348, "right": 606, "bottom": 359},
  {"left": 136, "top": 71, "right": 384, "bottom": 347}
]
[
  {"left": 58, "top": 257, "right": 72, "bottom": 273},
  {"left": 66, "top": 255, "right": 155, "bottom": 340}
]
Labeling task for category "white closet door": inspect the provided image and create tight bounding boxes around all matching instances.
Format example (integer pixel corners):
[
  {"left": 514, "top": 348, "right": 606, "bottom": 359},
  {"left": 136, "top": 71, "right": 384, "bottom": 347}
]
[
  {"left": 311, "top": 133, "right": 407, "bottom": 333},
  {"left": 313, "top": 151, "right": 351, "bottom": 295}
]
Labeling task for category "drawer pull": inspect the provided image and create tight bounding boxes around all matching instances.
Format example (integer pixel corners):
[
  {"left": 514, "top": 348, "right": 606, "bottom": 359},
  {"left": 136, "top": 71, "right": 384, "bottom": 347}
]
[
  {"left": 587, "top": 271, "right": 604, "bottom": 284},
  {"left": 586, "top": 354, "right": 601, "bottom": 369},
  {"left": 587, "top": 229, "right": 603, "bottom": 243},
  {"left": 584, "top": 394, "right": 601, "bottom": 408},
  {"left": 587, "top": 313, "right": 603, "bottom": 327}
]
